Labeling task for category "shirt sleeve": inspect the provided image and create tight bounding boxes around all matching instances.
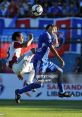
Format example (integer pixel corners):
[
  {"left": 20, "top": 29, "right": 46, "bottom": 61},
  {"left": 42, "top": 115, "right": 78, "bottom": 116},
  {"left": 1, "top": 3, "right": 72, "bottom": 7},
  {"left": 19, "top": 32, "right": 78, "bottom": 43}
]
[{"left": 14, "top": 42, "right": 22, "bottom": 48}]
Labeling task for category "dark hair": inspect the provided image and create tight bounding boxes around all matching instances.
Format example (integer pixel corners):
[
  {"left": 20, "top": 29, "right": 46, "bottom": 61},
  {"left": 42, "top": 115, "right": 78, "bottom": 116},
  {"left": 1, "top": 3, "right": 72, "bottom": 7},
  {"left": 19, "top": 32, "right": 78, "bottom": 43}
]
[
  {"left": 45, "top": 24, "right": 54, "bottom": 30},
  {"left": 12, "top": 32, "right": 21, "bottom": 41}
]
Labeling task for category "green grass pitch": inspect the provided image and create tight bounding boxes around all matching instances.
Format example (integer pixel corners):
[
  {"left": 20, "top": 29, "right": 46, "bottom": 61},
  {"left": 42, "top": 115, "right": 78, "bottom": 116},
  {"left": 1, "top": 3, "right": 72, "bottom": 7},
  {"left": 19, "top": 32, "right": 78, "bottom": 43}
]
[{"left": 0, "top": 100, "right": 82, "bottom": 117}]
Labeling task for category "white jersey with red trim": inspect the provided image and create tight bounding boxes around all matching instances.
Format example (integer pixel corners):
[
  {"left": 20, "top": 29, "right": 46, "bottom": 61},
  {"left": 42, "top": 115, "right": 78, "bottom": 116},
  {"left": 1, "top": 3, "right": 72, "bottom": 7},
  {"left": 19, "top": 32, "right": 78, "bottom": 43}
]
[
  {"left": 8, "top": 42, "right": 21, "bottom": 61},
  {"left": 6, "top": 41, "right": 35, "bottom": 84},
  {"left": 6, "top": 41, "right": 22, "bottom": 68},
  {"left": 6, "top": 41, "right": 34, "bottom": 70}
]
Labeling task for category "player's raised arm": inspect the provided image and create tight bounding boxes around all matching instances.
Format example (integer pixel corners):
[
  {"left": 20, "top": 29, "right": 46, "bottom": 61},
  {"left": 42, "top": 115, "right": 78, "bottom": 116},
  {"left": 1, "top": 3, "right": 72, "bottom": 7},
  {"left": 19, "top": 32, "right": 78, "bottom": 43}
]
[
  {"left": 12, "top": 32, "right": 33, "bottom": 48},
  {"left": 21, "top": 33, "right": 33, "bottom": 47},
  {"left": 27, "top": 33, "right": 33, "bottom": 46}
]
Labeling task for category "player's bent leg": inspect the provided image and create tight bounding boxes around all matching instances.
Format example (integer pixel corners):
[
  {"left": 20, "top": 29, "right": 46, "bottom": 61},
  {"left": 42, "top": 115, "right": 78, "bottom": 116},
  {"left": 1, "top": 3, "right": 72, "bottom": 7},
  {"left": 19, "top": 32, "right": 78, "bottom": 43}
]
[
  {"left": 26, "top": 69, "right": 35, "bottom": 84},
  {"left": 23, "top": 67, "right": 36, "bottom": 92},
  {"left": 48, "top": 61, "right": 72, "bottom": 98},
  {"left": 15, "top": 82, "right": 42, "bottom": 95},
  {"left": 23, "top": 80, "right": 32, "bottom": 97},
  {"left": 55, "top": 69, "right": 72, "bottom": 98},
  {"left": 15, "top": 82, "right": 42, "bottom": 103}
]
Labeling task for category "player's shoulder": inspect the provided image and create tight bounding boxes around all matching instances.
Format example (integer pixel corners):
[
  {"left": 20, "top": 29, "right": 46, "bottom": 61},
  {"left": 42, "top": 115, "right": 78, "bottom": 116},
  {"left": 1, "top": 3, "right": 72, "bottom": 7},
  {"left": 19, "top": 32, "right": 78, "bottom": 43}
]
[
  {"left": 43, "top": 31, "right": 48, "bottom": 35},
  {"left": 46, "top": 31, "right": 51, "bottom": 39},
  {"left": 41, "top": 31, "right": 51, "bottom": 39}
]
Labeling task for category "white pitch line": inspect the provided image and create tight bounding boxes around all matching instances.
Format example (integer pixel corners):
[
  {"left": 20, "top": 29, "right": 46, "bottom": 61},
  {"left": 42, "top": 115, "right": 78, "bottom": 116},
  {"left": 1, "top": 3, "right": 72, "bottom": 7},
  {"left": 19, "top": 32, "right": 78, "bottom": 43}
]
[{"left": 0, "top": 113, "right": 5, "bottom": 116}]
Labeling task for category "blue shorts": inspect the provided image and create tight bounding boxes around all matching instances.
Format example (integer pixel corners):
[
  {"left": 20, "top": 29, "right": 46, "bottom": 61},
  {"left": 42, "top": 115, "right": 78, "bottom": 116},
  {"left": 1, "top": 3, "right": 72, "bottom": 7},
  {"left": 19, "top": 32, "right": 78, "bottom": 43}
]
[{"left": 40, "top": 60, "right": 63, "bottom": 74}]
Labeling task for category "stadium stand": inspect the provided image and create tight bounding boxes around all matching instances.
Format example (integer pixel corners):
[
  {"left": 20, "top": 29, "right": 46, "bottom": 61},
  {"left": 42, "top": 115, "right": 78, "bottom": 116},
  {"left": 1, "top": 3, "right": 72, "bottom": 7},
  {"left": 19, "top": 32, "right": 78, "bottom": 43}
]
[{"left": 0, "top": 0, "right": 81, "bottom": 18}]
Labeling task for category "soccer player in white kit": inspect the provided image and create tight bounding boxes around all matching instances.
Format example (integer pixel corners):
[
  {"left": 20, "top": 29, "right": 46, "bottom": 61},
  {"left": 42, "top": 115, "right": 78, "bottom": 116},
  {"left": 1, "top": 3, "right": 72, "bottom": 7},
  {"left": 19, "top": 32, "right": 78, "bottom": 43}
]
[{"left": 6, "top": 32, "right": 35, "bottom": 85}]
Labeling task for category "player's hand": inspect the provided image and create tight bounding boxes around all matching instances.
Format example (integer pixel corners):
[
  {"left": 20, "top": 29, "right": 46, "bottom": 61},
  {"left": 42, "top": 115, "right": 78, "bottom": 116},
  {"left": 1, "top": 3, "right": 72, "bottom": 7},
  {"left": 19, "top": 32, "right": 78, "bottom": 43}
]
[
  {"left": 17, "top": 74, "right": 23, "bottom": 80},
  {"left": 28, "top": 33, "right": 33, "bottom": 40}
]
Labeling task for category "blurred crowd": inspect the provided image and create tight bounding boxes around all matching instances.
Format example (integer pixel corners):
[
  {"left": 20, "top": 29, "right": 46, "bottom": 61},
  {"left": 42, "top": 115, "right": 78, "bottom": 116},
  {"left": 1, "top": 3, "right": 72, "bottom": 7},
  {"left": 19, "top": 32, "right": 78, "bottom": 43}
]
[{"left": 0, "top": 0, "right": 82, "bottom": 18}]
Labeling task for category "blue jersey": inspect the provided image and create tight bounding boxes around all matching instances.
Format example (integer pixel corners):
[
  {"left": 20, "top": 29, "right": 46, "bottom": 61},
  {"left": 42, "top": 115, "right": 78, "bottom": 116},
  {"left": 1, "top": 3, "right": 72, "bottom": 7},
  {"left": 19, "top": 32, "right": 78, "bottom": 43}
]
[
  {"left": 34, "top": 31, "right": 52, "bottom": 60},
  {"left": 33, "top": 31, "right": 52, "bottom": 72}
]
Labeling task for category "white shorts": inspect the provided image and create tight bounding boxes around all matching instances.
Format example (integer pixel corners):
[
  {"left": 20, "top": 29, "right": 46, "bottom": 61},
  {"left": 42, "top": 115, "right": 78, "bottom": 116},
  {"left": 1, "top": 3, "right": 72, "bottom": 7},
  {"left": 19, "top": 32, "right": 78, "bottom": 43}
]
[{"left": 12, "top": 56, "right": 34, "bottom": 74}]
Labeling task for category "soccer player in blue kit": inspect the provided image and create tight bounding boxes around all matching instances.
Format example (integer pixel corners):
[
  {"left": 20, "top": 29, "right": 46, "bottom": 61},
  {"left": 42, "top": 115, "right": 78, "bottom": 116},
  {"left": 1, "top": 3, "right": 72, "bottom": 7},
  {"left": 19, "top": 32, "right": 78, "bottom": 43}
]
[
  {"left": 33, "top": 24, "right": 71, "bottom": 97},
  {"left": 15, "top": 24, "right": 71, "bottom": 103}
]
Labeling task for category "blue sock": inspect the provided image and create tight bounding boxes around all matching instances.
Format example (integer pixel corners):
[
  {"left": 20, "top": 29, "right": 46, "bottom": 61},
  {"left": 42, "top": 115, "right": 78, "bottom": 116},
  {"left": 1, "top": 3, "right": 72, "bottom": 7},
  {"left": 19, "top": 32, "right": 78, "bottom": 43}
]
[
  {"left": 58, "top": 83, "right": 64, "bottom": 93},
  {"left": 57, "top": 71, "right": 64, "bottom": 93},
  {"left": 18, "top": 83, "right": 41, "bottom": 94}
]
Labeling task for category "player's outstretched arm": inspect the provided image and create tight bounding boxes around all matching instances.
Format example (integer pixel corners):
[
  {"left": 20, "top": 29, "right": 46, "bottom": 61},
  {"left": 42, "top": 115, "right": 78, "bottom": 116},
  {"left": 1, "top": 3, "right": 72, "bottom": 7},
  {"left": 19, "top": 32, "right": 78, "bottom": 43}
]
[{"left": 50, "top": 45, "right": 65, "bottom": 67}]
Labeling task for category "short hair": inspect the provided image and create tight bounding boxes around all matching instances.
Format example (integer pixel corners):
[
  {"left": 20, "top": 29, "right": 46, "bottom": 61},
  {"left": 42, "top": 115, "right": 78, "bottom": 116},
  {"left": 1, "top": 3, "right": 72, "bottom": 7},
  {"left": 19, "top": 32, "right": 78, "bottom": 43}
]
[
  {"left": 45, "top": 24, "right": 54, "bottom": 30},
  {"left": 12, "top": 32, "right": 21, "bottom": 41}
]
